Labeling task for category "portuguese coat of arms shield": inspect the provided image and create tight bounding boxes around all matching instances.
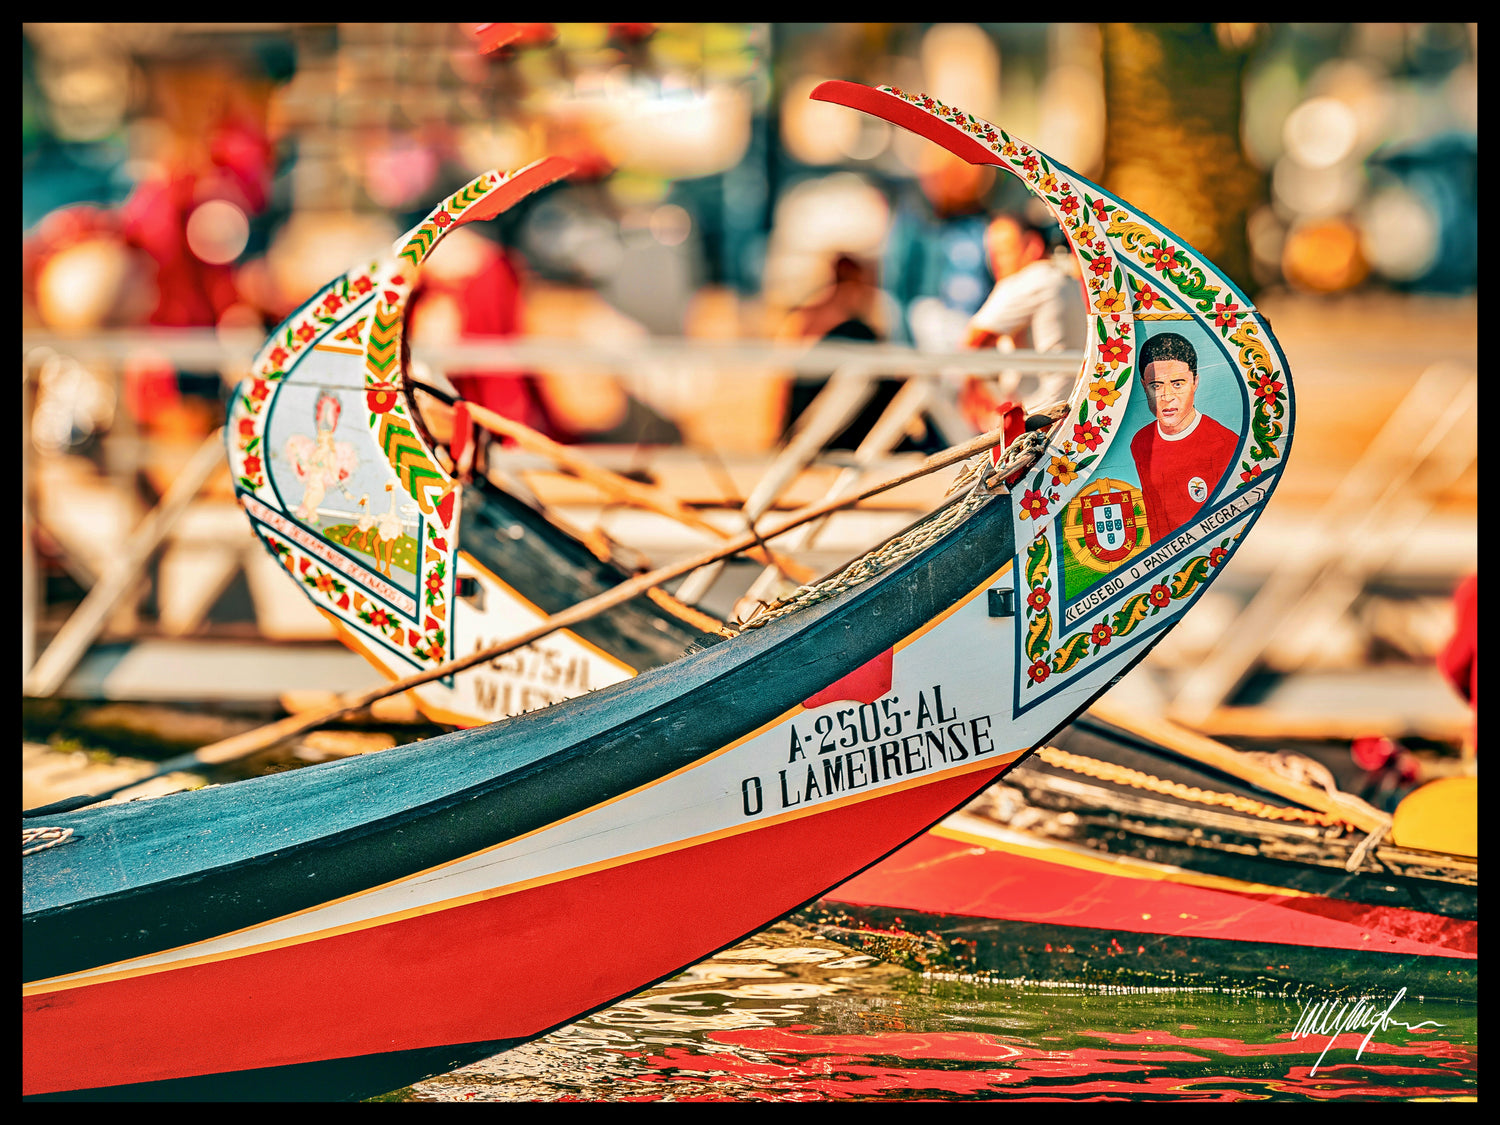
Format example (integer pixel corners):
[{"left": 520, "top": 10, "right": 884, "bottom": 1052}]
[{"left": 1063, "top": 478, "right": 1149, "bottom": 577}]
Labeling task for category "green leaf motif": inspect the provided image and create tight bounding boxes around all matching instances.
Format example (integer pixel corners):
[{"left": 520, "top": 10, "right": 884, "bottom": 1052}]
[
  {"left": 1025, "top": 608, "right": 1053, "bottom": 662},
  {"left": 1025, "top": 534, "right": 1053, "bottom": 590},
  {"left": 1170, "top": 555, "right": 1212, "bottom": 600},
  {"left": 1050, "top": 631, "right": 1092, "bottom": 675},
  {"left": 1112, "top": 593, "right": 1153, "bottom": 638},
  {"left": 1164, "top": 264, "right": 1222, "bottom": 313}
]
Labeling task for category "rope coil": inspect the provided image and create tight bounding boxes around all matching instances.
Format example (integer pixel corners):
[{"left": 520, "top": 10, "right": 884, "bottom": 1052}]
[
  {"left": 22, "top": 826, "right": 74, "bottom": 856},
  {"left": 738, "top": 429, "right": 1050, "bottom": 630},
  {"left": 1035, "top": 745, "right": 1347, "bottom": 828}
]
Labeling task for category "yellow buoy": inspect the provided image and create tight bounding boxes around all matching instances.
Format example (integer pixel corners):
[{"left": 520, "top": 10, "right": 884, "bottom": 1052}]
[{"left": 1390, "top": 777, "right": 1478, "bottom": 857}]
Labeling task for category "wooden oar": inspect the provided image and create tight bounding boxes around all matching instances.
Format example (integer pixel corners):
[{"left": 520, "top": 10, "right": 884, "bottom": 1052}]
[
  {"left": 449, "top": 393, "right": 817, "bottom": 584},
  {"left": 24, "top": 423, "right": 1017, "bottom": 817},
  {"left": 1087, "top": 697, "right": 1389, "bottom": 836}
]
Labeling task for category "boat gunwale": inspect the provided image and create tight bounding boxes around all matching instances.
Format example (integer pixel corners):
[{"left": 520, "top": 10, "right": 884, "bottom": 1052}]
[{"left": 23, "top": 482, "right": 1018, "bottom": 980}]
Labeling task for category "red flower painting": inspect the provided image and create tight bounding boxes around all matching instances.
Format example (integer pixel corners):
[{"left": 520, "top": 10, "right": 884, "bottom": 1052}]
[
  {"left": 1132, "top": 282, "right": 1164, "bottom": 311},
  {"left": 1098, "top": 336, "right": 1132, "bottom": 367},
  {"left": 367, "top": 385, "right": 399, "bottom": 414},
  {"left": 1251, "top": 372, "right": 1284, "bottom": 402},
  {"left": 1019, "top": 489, "right": 1050, "bottom": 520},
  {"left": 1072, "top": 420, "right": 1105, "bottom": 452}
]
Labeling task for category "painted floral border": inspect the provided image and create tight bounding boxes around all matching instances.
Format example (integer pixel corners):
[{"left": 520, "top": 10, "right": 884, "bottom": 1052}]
[
  {"left": 229, "top": 169, "right": 520, "bottom": 683},
  {"left": 228, "top": 263, "right": 381, "bottom": 496},
  {"left": 873, "top": 87, "right": 1291, "bottom": 700},
  {"left": 229, "top": 273, "right": 455, "bottom": 677},
  {"left": 1023, "top": 531, "right": 1242, "bottom": 687}
]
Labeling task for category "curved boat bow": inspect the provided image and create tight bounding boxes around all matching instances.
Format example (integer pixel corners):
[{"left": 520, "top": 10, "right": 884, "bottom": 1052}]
[{"left": 24, "top": 84, "right": 1295, "bottom": 1100}]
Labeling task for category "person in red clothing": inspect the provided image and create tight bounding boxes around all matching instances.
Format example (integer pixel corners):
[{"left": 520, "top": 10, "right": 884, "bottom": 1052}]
[{"left": 1129, "top": 332, "right": 1238, "bottom": 544}]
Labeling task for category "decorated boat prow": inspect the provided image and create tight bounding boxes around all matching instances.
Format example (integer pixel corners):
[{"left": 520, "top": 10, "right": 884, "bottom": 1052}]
[
  {"left": 24, "top": 83, "right": 1295, "bottom": 1101},
  {"left": 223, "top": 153, "right": 723, "bottom": 729}
]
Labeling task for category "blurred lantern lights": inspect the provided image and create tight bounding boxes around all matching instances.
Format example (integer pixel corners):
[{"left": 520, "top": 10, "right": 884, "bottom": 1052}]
[
  {"left": 1281, "top": 216, "right": 1369, "bottom": 294},
  {"left": 781, "top": 75, "right": 864, "bottom": 166},
  {"left": 1358, "top": 184, "right": 1440, "bottom": 282},
  {"left": 31, "top": 351, "right": 117, "bottom": 455},
  {"left": 565, "top": 78, "right": 753, "bottom": 180},
  {"left": 184, "top": 199, "right": 250, "bottom": 265},
  {"left": 1032, "top": 24, "right": 1106, "bottom": 179},
  {"left": 1244, "top": 23, "right": 1474, "bottom": 293},
  {"left": 1283, "top": 96, "right": 1360, "bottom": 169},
  {"left": 919, "top": 23, "right": 1002, "bottom": 125},
  {"left": 363, "top": 135, "right": 441, "bottom": 211},
  {"left": 648, "top": 204, "right": 692, "bottom": 248}
]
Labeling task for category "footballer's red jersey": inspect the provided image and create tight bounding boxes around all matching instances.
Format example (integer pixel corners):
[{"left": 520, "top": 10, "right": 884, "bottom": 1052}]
[{"left": 1129, "top": 411, "right": 1238, "bottom": 542}]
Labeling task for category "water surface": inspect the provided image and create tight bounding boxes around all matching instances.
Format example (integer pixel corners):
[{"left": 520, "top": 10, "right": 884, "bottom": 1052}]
[{"left": 404, "top": 922, "right": 1476, "bottom": 1102}]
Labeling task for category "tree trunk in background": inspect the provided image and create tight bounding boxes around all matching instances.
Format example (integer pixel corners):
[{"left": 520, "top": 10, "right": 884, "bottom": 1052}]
[{"left": 1100, "top": 23, "right": 1259, "bottom": 295}]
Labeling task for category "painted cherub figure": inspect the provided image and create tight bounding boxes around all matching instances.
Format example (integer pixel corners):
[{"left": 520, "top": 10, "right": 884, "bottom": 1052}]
[{"left": 285, "top": 393, "right": 359, "bottom": 524}]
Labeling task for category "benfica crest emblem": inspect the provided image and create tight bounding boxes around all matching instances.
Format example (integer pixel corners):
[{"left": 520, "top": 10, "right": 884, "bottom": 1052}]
[{"left": 1062, "top": 478, "right": 1149, "bottom": 577}]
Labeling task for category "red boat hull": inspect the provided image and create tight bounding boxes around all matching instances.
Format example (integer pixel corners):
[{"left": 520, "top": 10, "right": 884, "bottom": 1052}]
[
  {"left": 813, "top": 820, "right": 1476, "bottom": 992},
  {"left": 24, "top": 764, "right": 1008, "bottom": 1096}
]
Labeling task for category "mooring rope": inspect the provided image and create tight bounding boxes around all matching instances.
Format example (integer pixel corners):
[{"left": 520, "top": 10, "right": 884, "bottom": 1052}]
[
  {"left": 737, "top": 428, "right": 1051, "bottom": 630},
  {"left": 22, "top": 826, "right": 74, "bottom": 856},
  {"left": 1034, "top": 745, "right": 1347, "bottom": 828}
]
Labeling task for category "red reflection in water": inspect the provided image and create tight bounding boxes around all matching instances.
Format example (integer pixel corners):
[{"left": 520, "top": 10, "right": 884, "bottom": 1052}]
[{"left": 592, "top": 1025, "right": 1475, "bottom": 1101}]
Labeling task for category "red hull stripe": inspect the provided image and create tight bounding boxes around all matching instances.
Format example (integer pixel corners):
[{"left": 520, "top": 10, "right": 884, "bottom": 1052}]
[
  {"left": 803, "top": 648, "right": 893, "bottom": 708},
  {"left": 825, "top": 831, "right": 1477, "bottom": 959},
  {"left": 24, "top": 765, "right": 1006, "bottom": 1095}
]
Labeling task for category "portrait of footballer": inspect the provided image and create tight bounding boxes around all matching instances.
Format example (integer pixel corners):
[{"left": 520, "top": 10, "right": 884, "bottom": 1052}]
[{"left": 1129, "top": 331, "right": 1239, "bottom": 544}]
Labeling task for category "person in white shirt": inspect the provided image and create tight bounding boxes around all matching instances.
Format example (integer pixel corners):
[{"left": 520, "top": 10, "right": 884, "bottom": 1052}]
[{"left": 958, "top": 214, "right": 1086, "bottom": 433}]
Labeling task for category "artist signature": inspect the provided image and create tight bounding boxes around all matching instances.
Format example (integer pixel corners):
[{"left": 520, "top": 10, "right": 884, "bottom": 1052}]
[{"left": 1290, "top": 987, "right": 1442, "bottom": 1076}]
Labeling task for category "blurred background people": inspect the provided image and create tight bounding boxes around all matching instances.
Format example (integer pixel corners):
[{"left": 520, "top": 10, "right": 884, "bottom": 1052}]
[
  {"left": 778, "top": 252, "right": 940, "bottom": 452},
  {"left": 965, "top": 214, "right": 1085, "bottom": 353},
  {"left": 777, "top": 252, "right": 884, "bottom": 346},
  {"left": 958, "top": 212, "right": 1086, "bottom": 433},
  {"left": 20, "top": 23, "right": 1477, "bottom": 746},
  {"left": 883, "top": 151, "right": 996, "bottom": 353},
  {"left": 405, "top": 227, "right": 575, "bottom": 443}
]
